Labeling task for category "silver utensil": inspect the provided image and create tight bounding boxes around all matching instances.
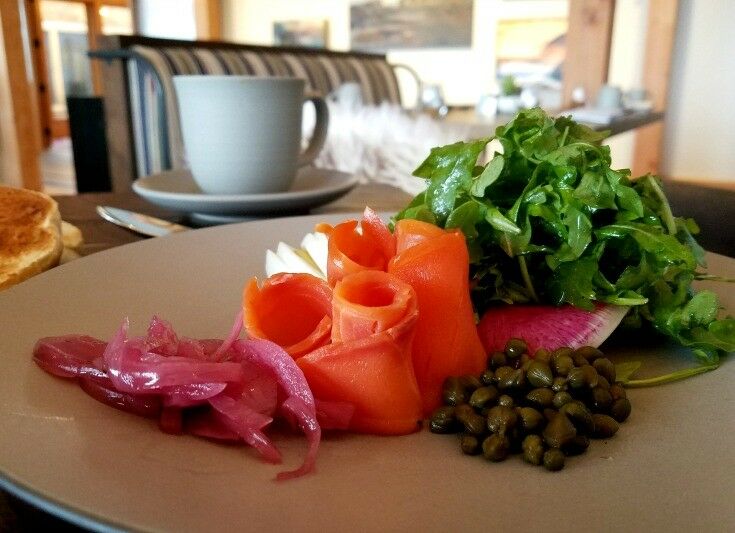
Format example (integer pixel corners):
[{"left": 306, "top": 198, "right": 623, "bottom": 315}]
[{"left": 96, "top": 206, "right": 190, "bottom": 238}]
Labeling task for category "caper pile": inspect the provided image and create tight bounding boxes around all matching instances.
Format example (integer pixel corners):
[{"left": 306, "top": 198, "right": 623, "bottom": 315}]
[{"left": 430, "top": 339, "right": 631, "bottom": 471}]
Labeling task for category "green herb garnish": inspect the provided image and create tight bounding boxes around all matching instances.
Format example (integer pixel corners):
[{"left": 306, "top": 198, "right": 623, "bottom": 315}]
[{"left": 396, "top": 108, "right": 734, "bottom": 382}]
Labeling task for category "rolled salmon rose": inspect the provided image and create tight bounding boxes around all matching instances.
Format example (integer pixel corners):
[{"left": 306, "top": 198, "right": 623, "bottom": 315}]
[
  {"left": 326, "top": 207, "right": 396, "bottom": 286},
  {"left": 243, "top": 273, "right": 332, "bottom": 358},
  {"left": 297, "top": 270, "right": 422, "bottom": 435},
  {"left": 389, "top": 219, "right": 487, "bottom": 415}
]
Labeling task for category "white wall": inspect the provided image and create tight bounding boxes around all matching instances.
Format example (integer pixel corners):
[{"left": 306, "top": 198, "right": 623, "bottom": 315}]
[
  {"left": 662, "top": 0, "right": 735, "bottom": 183},
  {"left": 136, "top": 0, "right": 197, "bottom": 40},
  {"left": 221, "top": 0, "right": 567, "bottom": 106},
  {"left": 604, "top": 0, "right": 648, "bottom": 171}
]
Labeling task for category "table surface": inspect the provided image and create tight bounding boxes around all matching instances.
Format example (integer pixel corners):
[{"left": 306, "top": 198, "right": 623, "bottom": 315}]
[
  {"left": 2, "top": 179, "right": 733, "bottom": 530},
  {"left": 54, "top": 179, "right": 735, "bottom": 259},
  {"left": 445, "top": 108, "right": 665, "bottom": 138}
]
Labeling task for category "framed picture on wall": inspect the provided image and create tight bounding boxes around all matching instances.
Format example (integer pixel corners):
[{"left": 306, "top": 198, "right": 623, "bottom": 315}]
[
  {"left": 350, "top": 0, "right": 473, "bottom": 52},
  {"left": 496, "top": 18, "right": 567, "bottom": 87},
  {"left": 273, "top": 19, "right": 329, "bottom": 48}
]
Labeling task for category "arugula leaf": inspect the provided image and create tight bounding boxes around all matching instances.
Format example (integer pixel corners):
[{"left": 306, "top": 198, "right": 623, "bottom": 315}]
[
  {"left": 395, "top": 107, "right": 735, "bottom": 363},
  {"left": 471, "top": 155, "right": 504, "bottom": 197},
  {"left": 413, "top": 138, "right": 491, "bottom": 224}
]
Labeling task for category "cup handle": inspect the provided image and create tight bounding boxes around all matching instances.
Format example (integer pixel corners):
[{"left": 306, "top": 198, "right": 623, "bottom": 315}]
[{"left": 298, "top": 95, "right": 329, "bottom": 167}]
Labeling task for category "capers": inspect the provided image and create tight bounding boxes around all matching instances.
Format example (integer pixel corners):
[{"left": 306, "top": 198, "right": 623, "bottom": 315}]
[
  {"left": 454, "top": 403, "right": 474, "bottom": 423},
  {"left": 550, "top": 347, "right": 573, "bottom": 362},
  {"left": 591, "top": 414, "right": 620, "bottom": 438},
  {"left": 559, "top": 401, "right": 594, "bottom": 433},
  {"left": 526, "top": 387, "right": 555, "bottom": 408},
  {"left": 542, "top": 413, "right": 577, "bottom": 448},
  {"left": 522, "top": 434, "right": 545, "bottom": 465},
  {"left": 494, "top": 366, "right": 514, "bottom": 384},
  {"left": 562, "top": 435, "right": 590, "bottom": 456},
  {"left": 527, "top": 361, "right": 554, "bottom": 388},
  {"left": 459, "top": 434, "right": 481, "bottom": 455},
  {"left": 489, "top": 351, "right": 507, "bottom": 369},
  {"left": 596, "top": 375, "right": 611, "bottom": 390},
  {"left": 429, "top": 406, "right": 458, "bottom": 434},
  {"left": 593, "top": 358, "right": 616, "bottom": 384},
  {"left": 534, "top": 348, "right": 551, "bottom": 363},
  {"left": 498, "top": 368, "right": 526, "bottom": 390},
  {"left": 610, "top": 398, "right": 632, "bottom": 422},
  {"left": 552, "top": 354, "right": 574, "bottom": 376},
  {"left": 591, "top": 386, "right": 613, "bottom": 413},
  {"left": 459, "top": 374, "right": 482, "bottom": 392},
  {"left": 482, "top": 434, "right": 510, "bottom": 462},
  {"left": 469, "top": 386, "right": 499, "bottom": 409},
  {"left": 543, "top": 448, "right": 565, "bottom": 471},
  {"left": 504, "top": 338, "right": 527, "bottom": 359},
  {"left": 486, "top": 405, "right": 517, "bottom": 434},
  {"left": 442, "top": 376, "right": 467, "bottom": 406},
  {"left": 551, "top": 376, "right": 568, "bottom": 392},
  {"left": 552, "top": 391, "right": 573, "bottom": 409},
  {"left": 433, "top": 341, "right": 632, "bottom": 472},
  {"left": 518, "top": 407, "right": 544, "bottom": 432},
  {"left": 609, "top": 383, "right": 627, "bottom": 401},
  {"left": 462, "top": 412, "right": 488, "bottom": 435},
  {"left": 568, "top": 365, "right": 598, "bottom": 389},
  {"left": 497, "top": 394, "right": 514, "bottom": 408},
  {"left": 574, "top": 346, "right": 603, "bottom": 362}
]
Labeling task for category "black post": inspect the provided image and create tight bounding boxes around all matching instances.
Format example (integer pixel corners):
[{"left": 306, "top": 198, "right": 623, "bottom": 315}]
[{"left": 66, "top": 96, "right": 112, "bottom": 192}]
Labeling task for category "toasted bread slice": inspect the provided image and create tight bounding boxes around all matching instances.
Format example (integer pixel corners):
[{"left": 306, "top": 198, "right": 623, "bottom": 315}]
[{"left": 0, "top": 186, "right": 63, "bottom": 290}]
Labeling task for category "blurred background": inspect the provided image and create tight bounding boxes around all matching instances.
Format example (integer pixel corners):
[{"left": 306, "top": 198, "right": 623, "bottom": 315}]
[{"left": 1, "top": 0, "right": 732, "bottom": 195}]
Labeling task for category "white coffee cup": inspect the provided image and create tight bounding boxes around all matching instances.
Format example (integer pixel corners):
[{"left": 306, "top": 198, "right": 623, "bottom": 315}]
[
  {"left": 173, "top": 76, "right": 329, "bottom": 195},
  {"left": 596, "top": 84, "right": 623, "bottom": 110}
]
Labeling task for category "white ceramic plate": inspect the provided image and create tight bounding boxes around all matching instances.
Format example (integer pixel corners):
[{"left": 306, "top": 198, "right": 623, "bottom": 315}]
[
  {"left": 132, "top": 167, "right": 358, "bottom": 215},
  {"left": 1, "top": 215, "right": 734, "bottom": 532}
]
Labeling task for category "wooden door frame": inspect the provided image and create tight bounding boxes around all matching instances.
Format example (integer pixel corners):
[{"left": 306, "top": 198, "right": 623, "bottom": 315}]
[
  {"left": 24, "top": 0, "right": 131, "bottom": 144},
  {"left": 0, "top": 0, "right": 43, "bottom": 189},
  {"left": 562, "top": 0, "right": 616, "bottom": 108},
  {"left": 631, "top": 0, "right": 679, "bottom": 176}
]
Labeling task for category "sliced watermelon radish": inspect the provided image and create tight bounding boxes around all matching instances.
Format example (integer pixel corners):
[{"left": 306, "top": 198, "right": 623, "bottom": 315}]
[{"left": 477, "top": 304, "right": 629, "bottom": 355}]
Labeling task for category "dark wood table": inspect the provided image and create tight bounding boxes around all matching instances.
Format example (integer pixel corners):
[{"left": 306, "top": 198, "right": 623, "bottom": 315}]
[
  {"left": 2, "top": 179, "right": 732, "bottom": 531},
  {"left": 52, "top": 183, "right": 413, "bottom": 258}
]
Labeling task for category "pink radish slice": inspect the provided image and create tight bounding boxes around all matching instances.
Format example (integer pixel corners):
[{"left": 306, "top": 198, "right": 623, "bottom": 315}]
[{"left": 477, "top": 304, "right": 629, "bottom": 355}]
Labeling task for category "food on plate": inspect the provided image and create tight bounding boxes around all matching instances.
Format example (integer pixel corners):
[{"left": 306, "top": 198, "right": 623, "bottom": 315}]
[
  {"left": 430, "top": 338, "right": 632, "bottom": 471},
  {"left": 244, "top": 273, "right": 333, "bottom": 357},
  {"left": 477, "top": 303, "right": 629, "bottom": 355},
  {"left": 33, "top": 315, "right": 328, "bottom": 480},
  {"left": 388, "top": 218, "right": 486, "bottom": 414},
  {"left": 266, "top": 210, "right": 487, "bottom": 415},
  {"left": 297, "top": 270, "right": 423, "bottom": 434},
  {"left": 325, "top": 208, "right": 396, "bottom": 285},
  {"left": 0, "top": 185, "right": 63, "bottom": 290},
  {"left": 264, "top": 231, "right": 327, "bottom": 279},
  {"left": 59, "top": 220, "right": 84, "bottom": 264},
  {"left": 395, "top": 107, "right": 734, "bottom": 381},
  {"left": 30, "top": 108, "right": 733, "bottom": 483}
]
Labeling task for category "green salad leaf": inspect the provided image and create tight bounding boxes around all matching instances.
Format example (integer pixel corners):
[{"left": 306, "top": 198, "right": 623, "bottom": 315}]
[{"left": 395, "top": 108, "right": 735, "bottom": 372}]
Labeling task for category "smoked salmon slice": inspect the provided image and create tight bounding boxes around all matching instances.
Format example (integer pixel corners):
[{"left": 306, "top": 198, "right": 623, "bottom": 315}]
[
  {"left": 388, "top": 219, "right": 487, "bottom": 414},
  {"left": 326, "top": 208, "right": 396, "bottom": 286},
  {"left": 394, "top": 217, "right": 445, "bottom": 254},
  {"left": 297, "top": 271, "right": 422, "bottom": 435},
  {"left": 243, "top": 273, "right": 332, "bottom": 358},
  {"left": 331, "top": 269, "right": 413, "bottom": 343}
]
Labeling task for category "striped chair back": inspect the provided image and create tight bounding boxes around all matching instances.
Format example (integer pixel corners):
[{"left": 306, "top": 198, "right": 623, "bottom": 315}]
[{"left": 127, "top": 45, "right": 402, "bottom": 177}]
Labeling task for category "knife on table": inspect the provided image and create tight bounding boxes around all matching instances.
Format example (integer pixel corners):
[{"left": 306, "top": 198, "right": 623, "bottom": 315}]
[{"left": 96, "top": 206, "right": 190, "bottom": 237}]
